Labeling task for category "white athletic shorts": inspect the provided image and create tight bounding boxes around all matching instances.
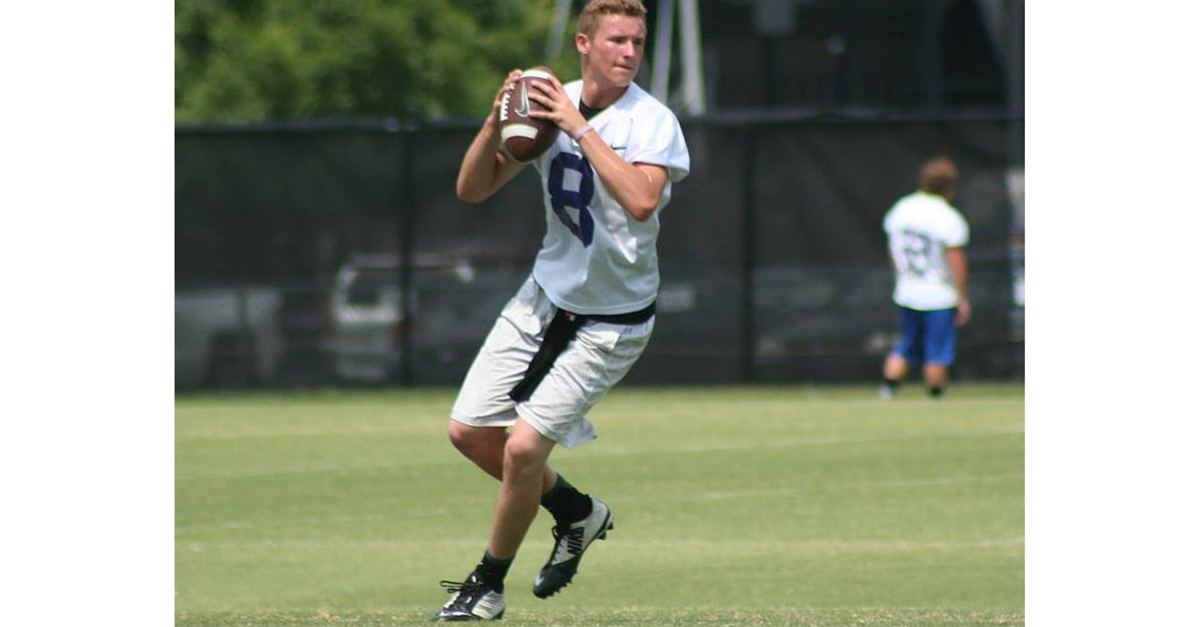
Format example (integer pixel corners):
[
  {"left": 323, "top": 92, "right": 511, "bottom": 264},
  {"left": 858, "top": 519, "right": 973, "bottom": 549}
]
[{"left": 450, "top": 276, "right": 654, "bottom": 448}]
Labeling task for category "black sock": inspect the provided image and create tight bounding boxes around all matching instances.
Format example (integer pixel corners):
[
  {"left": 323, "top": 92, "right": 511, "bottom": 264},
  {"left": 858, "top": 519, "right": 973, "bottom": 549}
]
[
  {"left": 474, "top": 551, "right": 512, "bottom": 592},
  {"left": 929, "top": 386, "right": 944, "bottom": 398},
  {"left": 883, "top": 378, "right": 900, "bottom": 392},
  {"left": 540, "top": 474, "right": 593, "bottom": 526}
]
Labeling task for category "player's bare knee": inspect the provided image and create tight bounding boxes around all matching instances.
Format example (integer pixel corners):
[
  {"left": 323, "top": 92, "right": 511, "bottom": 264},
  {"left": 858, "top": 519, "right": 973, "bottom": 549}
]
[
  {"left": 447, "top": 419, "right": 482, "bottom": 453},
  {"left": 502, "top": 438, "right": 546, "bottom": 477}
]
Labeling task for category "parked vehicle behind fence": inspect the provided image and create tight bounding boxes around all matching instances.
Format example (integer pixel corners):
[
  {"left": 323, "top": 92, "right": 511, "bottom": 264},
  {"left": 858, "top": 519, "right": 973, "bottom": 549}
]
[
  {"left": 327, "top": 254, "right": 526, "bottom": 384},
  {"left": 175, "top": 286, "right": 284, "bottom": 389}
]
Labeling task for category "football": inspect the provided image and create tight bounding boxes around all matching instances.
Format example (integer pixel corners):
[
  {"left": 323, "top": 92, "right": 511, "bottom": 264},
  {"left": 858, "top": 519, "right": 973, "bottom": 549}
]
[{"left": 499, "top": 67, "right": 560, "bottom": 163}]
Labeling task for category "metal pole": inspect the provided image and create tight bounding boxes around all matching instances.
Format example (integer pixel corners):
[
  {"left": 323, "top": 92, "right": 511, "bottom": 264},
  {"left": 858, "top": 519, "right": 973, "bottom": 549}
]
[
  {"left": 1005, "top": 0, "right": 1024, "bottom": 377},
  {"left": 839, "top": 0, "right": 861, "bottom": 107},
  {"left": 398, "top": 130, "right": 416, "bottom": 386},
  {"left": 652, "top": 0, "right": 675, "bottom": 104},
  {"left": 235, "top": 285, "right": 255, "bottom": 387},
  {"left": 1007, "top": 0, "right": 1024, "bottom": 119},
  {"left": 921, "top": 0, "right": 948, "bottom": 114},
  {"left": 546, "top": 0, "right": 573, "bottom": 59},
  {"left": 740, "top": 127, "right": 758, "bottom": 382},
  {"left": 678, "top": 0, "right": 705, "bottom": 114}
]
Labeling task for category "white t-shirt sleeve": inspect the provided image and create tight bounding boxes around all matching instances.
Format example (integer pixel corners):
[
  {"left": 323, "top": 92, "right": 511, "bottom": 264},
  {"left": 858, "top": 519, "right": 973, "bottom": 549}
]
[
  {"left": 623, "top": 105, "right": 690, "bottom": 183},
  {"left": 943, "top": 210, "right": 970, "bottom": 248}
]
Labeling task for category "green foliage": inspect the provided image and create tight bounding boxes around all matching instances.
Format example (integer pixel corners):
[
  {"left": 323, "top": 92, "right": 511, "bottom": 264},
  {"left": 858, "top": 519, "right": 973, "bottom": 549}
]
[{"left": 175, "top": 0, "right": 576, "bottom": 122}]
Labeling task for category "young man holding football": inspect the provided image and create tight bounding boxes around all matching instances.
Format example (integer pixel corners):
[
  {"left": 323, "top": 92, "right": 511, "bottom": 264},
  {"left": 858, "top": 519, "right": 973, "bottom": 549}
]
[{"left": 431, "top": 0, "right": 689, "bottom": 621}]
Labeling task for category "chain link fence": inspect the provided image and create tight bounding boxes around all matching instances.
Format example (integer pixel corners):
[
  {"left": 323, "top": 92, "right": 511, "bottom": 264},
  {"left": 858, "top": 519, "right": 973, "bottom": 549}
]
[{"left": 176, "top": 114, "right": 1023, "bottom": 389}]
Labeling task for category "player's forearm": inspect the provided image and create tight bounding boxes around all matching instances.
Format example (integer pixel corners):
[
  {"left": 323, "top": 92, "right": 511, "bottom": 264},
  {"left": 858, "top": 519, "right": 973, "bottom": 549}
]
[
  {"left": 577, "top": 132, "right": 660, "bottom": 221},
  {"left": 456, "top": 114, "right": 507, "bottom": 203},
  {"left": 946, "top": 248, "right": 970, "bottom": 303}
]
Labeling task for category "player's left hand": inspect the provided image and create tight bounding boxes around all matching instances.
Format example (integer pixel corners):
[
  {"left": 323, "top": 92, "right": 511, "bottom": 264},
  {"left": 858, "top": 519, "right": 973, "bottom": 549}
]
[{"left": 526, "top": 75, "right": 589, "bottom": 140}]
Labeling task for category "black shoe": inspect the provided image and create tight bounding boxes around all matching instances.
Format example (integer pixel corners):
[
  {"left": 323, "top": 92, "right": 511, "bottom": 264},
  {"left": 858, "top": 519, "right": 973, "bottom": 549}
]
[
  {"left": 430, "top": 573, "right": 505, "bottom": 621},
  {"left": 532, "top": 496, "right": 613, "bottom": 598}
]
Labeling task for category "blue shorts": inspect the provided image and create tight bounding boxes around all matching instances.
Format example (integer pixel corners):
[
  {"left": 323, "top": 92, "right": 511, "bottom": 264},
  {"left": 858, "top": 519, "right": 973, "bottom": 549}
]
[{"left": 892, "top": 307, "right": 958, "bottom": 366}]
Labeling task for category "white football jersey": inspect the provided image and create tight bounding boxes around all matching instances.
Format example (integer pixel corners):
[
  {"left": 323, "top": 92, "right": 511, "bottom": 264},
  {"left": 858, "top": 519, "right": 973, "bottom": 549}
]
[
  {"left": 530, "top": 80, "right": 690, "bottom": 315},
  {"left": 883, "top": 191, "right": 970, "bottom": 310}
]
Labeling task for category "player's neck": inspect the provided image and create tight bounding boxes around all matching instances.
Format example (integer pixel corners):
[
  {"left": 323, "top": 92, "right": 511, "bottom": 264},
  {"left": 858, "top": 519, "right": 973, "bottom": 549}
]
[{"left": 581, "top": 76, "right": 630, "bottom": 110}]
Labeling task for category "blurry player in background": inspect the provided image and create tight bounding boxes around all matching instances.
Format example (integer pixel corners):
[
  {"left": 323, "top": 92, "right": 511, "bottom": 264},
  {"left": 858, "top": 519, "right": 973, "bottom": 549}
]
[
  {"left": 430, "top": 0, "right": 689, "bottom": 621},
  {"left": 880, "top": 157, "right": 971, "bottom": 400}
]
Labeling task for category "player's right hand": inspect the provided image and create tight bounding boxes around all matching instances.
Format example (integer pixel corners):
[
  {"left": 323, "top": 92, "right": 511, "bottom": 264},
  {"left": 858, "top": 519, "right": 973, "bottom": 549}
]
[{"left": 491, "top": 69, "right": 524, "bottom": 117}]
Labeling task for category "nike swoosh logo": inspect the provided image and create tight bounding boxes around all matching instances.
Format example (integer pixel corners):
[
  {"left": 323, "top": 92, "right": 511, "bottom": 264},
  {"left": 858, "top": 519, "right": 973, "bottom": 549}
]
[{"left": 516, "top": 82, "right": 530, "bottom": 117}]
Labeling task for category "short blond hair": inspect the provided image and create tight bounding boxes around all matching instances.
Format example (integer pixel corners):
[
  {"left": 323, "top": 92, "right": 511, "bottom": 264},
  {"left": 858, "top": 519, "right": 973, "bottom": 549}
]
[
  {"left": 577, "top": 0, "right": 647, "bottom": 37},
  {"left": 919, "top": 157, "right": 959, "bottom": 197}
]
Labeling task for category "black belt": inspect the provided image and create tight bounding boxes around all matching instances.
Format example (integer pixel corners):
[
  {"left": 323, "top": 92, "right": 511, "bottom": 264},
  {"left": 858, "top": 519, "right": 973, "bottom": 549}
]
[{"left": 508, "top": 301, "right": 656, "bottom": 402}]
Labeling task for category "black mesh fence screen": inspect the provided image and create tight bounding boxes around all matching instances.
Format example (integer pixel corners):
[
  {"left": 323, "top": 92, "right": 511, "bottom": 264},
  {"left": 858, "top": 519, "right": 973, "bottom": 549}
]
[{"left": 176, "top": 116, "right": 1024, "bottom": 390}]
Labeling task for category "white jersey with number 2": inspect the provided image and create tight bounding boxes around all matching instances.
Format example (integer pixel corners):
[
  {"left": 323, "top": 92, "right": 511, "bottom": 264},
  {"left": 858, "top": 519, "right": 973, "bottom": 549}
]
[
  {"left": 530, "top": 80, "right": 690, "bottom": 316},
  {"left": 883, "top": 191, "right": 970, "bottom": 311}
]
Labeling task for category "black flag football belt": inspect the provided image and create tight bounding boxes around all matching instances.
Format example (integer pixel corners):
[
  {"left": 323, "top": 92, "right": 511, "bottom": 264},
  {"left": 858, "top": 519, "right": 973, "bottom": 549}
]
[{"left": 507, "top": 301, "right": 656, "bottom": 402}]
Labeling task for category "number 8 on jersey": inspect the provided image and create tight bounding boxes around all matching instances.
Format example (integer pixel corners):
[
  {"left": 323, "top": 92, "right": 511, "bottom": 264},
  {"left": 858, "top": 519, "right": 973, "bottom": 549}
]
[{"left": 548, "top": 153, "right": 595, "bottom": 247}]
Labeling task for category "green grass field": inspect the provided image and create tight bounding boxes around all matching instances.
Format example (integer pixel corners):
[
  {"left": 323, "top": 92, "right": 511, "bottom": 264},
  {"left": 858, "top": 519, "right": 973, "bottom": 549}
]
[{"left": 176, "top": 383, "right": 1024, "bottom": 626}]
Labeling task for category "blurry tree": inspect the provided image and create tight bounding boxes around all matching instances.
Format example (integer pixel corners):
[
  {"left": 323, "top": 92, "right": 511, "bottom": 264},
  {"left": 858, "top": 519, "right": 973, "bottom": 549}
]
[{"left": 176, "top": 0, "right": 580, "bottom": 122}]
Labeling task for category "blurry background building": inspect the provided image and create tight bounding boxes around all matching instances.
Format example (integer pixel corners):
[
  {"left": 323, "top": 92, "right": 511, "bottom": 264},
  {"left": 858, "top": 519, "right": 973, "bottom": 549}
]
[{"left": 175, "top": 0, "right": 1024, "bottom": 389}]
